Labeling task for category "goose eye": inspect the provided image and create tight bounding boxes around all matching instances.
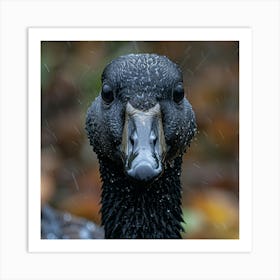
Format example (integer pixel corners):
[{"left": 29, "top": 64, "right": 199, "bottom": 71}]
[
  {"left": 101, "top": 84, "right": 114, "bottom": 104},
  {"left": 173, "top": 83, "right": 185, "bottom": 103}
]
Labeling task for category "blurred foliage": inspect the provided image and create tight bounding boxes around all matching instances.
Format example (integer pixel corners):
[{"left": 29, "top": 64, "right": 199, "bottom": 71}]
[{"left": 41, "top": 41, "right": 239, "bottom": 238}]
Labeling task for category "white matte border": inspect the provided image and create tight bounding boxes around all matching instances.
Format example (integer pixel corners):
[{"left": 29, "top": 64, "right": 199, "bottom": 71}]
[
  {"left": 28, "top": 27, "right": 252, "bottom": 253},
  {"left": 1, "top": 1, "right": 279, "bottom": 279}
]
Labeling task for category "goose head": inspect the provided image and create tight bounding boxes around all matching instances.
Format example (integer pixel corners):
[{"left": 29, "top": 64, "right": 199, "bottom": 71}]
[{"left": 86, "top": 53, "right": 196, "bottom": 184}]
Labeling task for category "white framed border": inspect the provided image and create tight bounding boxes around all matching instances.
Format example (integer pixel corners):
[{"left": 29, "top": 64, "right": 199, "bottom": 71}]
[
  {"left": 28, "top": 27, "right": 252, "bottom": 253},
  {"left": 1, "top": 1, "right": 279, "bottom": 279}
]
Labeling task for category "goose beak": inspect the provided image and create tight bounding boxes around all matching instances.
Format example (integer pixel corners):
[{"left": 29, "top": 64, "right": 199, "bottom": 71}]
[{"left": 121, "top": 103, "right": 166, "bottom": 183}]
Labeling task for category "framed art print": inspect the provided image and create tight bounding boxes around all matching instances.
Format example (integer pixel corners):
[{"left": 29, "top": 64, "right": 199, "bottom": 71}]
[
  {"left": 28, "top": 27, "right": 252, "bottom": 253},
  {"left": 1, "top": 1, "right": 280, "bottom": 280}
]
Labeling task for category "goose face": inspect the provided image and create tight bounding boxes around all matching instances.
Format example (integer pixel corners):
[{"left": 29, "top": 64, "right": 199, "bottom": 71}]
[{"left": 86, "top": 54, "right": 196, "bottom": 183}]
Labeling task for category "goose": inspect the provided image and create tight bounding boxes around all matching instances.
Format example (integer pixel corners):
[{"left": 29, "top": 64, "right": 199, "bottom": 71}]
[{"left": 86, "top": 53, "right": 196, "bottom": 239}]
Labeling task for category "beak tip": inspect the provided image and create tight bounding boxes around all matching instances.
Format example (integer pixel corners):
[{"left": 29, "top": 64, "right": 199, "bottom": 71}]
[{"left": 126, "top": 162, "right": 162, "bottom": 182}]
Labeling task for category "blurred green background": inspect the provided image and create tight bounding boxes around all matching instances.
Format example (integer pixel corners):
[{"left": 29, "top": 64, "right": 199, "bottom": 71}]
[{"left": 41, "top": 41, "right": 239, "bottom": 239}]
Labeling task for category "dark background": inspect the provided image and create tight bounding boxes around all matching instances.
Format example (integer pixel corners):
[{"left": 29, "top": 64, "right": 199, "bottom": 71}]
[{"left": 41, "top": 41, "right": 239, "bottom": 239}]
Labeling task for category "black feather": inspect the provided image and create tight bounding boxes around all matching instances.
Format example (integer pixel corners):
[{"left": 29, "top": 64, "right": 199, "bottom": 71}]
[{"left": 86, "top": 53, "right": 196, "bottom": 238}]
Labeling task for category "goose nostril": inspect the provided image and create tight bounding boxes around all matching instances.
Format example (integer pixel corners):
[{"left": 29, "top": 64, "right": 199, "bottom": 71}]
[
  {"left": 130, "top": 131, "right": 138, "bottom": 147},
  {"left": 150, "top": 131, "right": 157, "bottom": 147},
  {"left": 130, "top": 136, "right": 134, "bottom": 146},
  {"left": 153, "top": 138, "right": 157, "bottom": 146}
]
